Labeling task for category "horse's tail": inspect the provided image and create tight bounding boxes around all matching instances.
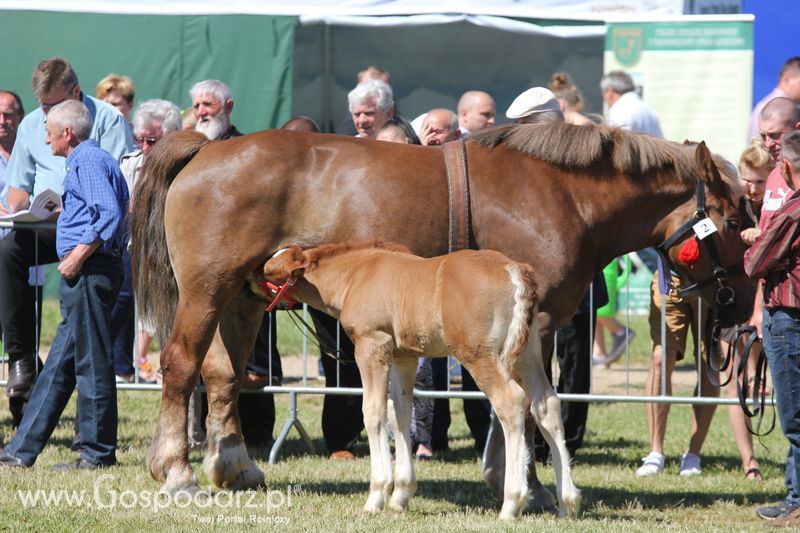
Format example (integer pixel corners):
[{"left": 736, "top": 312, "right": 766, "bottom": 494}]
[
  {"left": 500, "top": 262, "right": 539, "bottom": 368},
  {"left": 130, "top": 131, "right": 210, "bottom": 344}
]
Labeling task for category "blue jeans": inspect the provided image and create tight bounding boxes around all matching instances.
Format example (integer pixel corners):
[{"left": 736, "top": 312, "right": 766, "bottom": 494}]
[
  {"left": 763, "top": 308, "right": 800, "bottom": 506},
  {"left": 6, "top": 253, "right": 123, "bottom": 466}
]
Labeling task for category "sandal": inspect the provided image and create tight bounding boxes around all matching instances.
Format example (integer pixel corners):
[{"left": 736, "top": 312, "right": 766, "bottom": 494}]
[
  {"left": 137, "top": 361, "right": 158, "bottom": 383},
  {"left": 745, "top": 467, "right": 763, "bottom": 480},
  {"left": 747, "top": 376, "right": 770, "bottom": 397}
]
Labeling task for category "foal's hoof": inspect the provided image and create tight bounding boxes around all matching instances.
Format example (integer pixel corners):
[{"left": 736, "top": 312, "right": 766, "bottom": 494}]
[
  {"left": 525, "top": 485, "right": 557, "bottom": 515},
  {"left": 363, "top": 491, "right": 385, "bottom": 514},
  {"left": 558, "top": 492, "right": 582, "bottom": 519},
  {"left": 388, "top": 491, "right": 410, "bottom": 513},
  {"left": 363, "top": 503, "right": 383, "bottom": 514}
]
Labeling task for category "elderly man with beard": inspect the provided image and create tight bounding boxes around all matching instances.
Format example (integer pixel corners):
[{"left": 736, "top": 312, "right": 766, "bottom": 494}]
[
  {"left": 189, "top": 80, "right": 281, "bottom": 448},
  {"left": 190, "top": 79, "right": 241, "bottom": 141}
]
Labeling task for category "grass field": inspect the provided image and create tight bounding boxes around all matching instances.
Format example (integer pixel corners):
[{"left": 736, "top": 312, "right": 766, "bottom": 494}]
[{"left": 0, "top": 301, "right": 790, "bottom": 531}]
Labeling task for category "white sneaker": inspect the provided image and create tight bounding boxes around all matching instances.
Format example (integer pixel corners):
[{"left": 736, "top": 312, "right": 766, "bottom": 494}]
[
  {"left": 679, "top": 452, "right": 702, "bottom": 476},
  {"left": 636, "top": 452, "right": 665, "bottom": 477}
]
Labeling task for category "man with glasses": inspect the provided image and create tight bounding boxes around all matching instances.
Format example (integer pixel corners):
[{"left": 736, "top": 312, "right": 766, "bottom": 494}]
[
  {"left": 112, "top": 99, "right": 182, "bottom": 384},
  {"left": 0, "top": 57, "right": 132, "bottom": 403}
]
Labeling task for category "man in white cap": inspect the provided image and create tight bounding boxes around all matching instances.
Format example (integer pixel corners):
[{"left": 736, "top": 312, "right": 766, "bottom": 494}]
[
  {"left": 505, "top": 87, "right": 564, "bottom": 124},
  {"left": 505, "top": 86, "right": 607, "bottom": 463}
]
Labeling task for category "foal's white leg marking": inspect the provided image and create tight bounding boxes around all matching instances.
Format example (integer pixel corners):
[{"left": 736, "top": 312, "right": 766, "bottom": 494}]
[
  {"left": 388, "top": 360, "right": 418, "bottom": 512},
  {"left": 355, "top": 339, "right": 394, "bottom": 513},
  {"left": 494, "top": 379, "right": 530, "bottom": 521},
  {"left": 459, "top": 355, "right": 529, "bottom": 521},
  {"left": 515, "top": 315, "right": 581, "bottom": 518}
]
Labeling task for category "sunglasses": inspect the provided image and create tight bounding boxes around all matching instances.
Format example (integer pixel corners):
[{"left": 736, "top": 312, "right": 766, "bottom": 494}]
[{"left": 135, "top": 136, "right": 159, "bottom": 146}]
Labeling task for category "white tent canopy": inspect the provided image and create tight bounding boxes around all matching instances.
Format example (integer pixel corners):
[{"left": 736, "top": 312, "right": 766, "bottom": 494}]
[{"left": 0, "top": 0, "right": 684, "bottom": 18}]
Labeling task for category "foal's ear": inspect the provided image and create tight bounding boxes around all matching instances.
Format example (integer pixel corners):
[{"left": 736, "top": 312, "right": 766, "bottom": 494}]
[{"left": 263, "top": 245, "right": 306, "bottom": 282}]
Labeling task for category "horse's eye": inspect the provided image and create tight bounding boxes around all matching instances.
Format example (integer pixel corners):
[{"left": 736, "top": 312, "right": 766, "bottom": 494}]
[{"left": 726, "top": 219, "right": 740, "bottom": 229}]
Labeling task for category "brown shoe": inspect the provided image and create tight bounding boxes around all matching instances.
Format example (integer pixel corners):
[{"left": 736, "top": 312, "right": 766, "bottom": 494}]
[
  {"left": 330, "top": 449, "right": 356, "bottom": 460},
  {"left": 770, "top": 506, "right": 800, "bottom": 528}
]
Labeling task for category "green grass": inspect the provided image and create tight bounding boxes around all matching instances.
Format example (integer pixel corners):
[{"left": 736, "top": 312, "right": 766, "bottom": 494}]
[
  {"left": 0, "top": 301, "right": 787, "bottom": 530},
  {"left": 0, "top": 381, "right": 789, "bottom": 531}
]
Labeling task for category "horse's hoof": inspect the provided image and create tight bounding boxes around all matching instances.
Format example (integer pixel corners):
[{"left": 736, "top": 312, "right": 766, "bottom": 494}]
[
  {"left": 168, "top": 483, "right": 207, "bottom": 504},
  {"left": 525, "top": 485, "right": 558, "bottom": 515},
  {"left": 230, "top": 465, "right": 266, "bottom": 491}
]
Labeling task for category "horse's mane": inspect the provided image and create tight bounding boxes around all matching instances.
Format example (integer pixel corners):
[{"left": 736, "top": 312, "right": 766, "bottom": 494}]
[
  {"left": 469, "top": 123, "right": 695, "bottom": 179},
  {"left": 303, "top": 240, "right": 412, "bottom": 270}
]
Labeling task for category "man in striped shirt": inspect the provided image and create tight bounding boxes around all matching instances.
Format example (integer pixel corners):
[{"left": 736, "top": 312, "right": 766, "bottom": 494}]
[{"left": 745, "top": 130, "right": 800, "bottom": 526}]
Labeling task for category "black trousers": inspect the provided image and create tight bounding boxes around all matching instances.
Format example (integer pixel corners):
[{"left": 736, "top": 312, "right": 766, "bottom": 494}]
[
  {"left": 0, "top": 229, "right": 59, "bottom": 361},
  {"left": 431, "top": 357, "right": 491, "bottom": 452},
  {"left": 534, "top": 311, "right": 594, "bottom": 461},
  {"left": 308, "top": 308, "right": 364, "bottom": 452}
]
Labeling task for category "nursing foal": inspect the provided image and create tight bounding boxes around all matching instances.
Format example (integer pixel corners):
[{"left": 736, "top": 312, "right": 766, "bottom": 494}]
[{"left": 261, "top": 241, "right": 580, "bottom": 520}]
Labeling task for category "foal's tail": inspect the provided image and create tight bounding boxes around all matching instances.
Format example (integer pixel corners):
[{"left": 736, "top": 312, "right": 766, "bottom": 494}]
[
  {"left": 500, "top": 262, "right": 539, "bottom": 367},
  {"left": 130, "top": 131, "right": 210, "bottom": 344}
]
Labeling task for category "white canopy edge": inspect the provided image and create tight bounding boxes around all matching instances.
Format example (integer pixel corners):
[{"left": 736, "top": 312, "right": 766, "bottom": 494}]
[
  {"left": 298, "top": 14, "right": 607, "bottom": 38},
  {"left": 0, "top": 0, "right": 688, "bottom": 20}
]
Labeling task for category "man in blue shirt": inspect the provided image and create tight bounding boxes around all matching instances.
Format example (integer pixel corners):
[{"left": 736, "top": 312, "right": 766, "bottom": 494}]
[
  {"left": 0, "top": 57, "right": 132, "bottom": 400},
  {"left": 0, "top": 99, "right": 128, "bottom": 469}
]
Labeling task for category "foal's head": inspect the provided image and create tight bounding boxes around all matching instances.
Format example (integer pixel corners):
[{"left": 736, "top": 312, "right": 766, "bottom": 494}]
[
  {"left": 263, "top": 240, "right": 412, "bottom": 284},
  {"left": 262, "top": 245, "right": 307, "bottom": 284}
]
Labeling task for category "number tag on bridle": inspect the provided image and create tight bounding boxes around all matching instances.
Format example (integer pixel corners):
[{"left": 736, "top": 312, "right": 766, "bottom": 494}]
[{"left": 693, "top": 218, "right": 717, "bottom": 240}]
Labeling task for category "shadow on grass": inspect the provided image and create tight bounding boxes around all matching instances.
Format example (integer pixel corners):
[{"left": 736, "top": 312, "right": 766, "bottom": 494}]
[
  {"left": 293, "top": 477, "right": 501, "bottom": 512},
  {"left": 582, "top": 485, "right": 786, "bottom": 515}
]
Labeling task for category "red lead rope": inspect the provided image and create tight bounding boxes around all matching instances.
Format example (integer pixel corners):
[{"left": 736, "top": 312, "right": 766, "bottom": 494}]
[{"left": 262, "top": 276, "right": 298, "bottom": 312}]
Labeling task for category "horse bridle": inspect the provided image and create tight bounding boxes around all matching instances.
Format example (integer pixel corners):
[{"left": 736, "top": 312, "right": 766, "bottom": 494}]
[{"left": 655, "top": 177, "right": 736, "bottom": 307}]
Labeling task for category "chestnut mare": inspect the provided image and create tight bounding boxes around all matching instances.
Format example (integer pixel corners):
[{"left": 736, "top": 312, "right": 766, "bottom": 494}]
[
  {"left": 131, "top": 122, "right": 754, "bottom": 512},
  {"left": 261, "top": 241, "right": 579, "bottom": 519}
]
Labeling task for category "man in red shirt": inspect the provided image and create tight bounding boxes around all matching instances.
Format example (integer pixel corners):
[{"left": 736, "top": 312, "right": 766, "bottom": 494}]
[
  {"left": 750, "top": 98, "right": 800, "bottom": 339},
  {"left": 745, "top": 130, "right": 800, "bottom": 526}
]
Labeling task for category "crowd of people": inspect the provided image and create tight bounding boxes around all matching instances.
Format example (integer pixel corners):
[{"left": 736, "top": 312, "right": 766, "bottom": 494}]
[{"left": 0, "top": 53, "right": 799, "bottom": 526}]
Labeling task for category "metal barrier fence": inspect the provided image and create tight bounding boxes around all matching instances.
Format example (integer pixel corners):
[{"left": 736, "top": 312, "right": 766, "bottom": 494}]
[{"left": 0, "top": 221, "right": 770, "bottom": 463}]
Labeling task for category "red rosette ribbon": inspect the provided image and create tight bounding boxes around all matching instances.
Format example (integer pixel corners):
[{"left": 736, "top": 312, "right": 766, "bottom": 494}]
[{"left": 678, "top": 237, "right": 700, "bottom": 269}]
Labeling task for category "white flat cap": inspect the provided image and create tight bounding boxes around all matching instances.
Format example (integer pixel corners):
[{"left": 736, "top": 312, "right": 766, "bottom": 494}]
[{"left": 505, "top": 87, "right": 561, "bottom": 119}]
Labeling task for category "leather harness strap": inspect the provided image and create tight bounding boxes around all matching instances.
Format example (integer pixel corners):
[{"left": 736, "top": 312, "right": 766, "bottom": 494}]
[{"left": 443, "top": 139, "right": 471, "bottom": 252}]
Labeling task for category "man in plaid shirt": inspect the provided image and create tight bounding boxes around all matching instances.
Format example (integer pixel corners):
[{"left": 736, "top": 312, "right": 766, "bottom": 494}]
[
  {"left": 745, "top": 130, "right": 800, "bottom": 526},
  {"left": 0, "top": 100, "right": 128, "bottom": 470}
]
